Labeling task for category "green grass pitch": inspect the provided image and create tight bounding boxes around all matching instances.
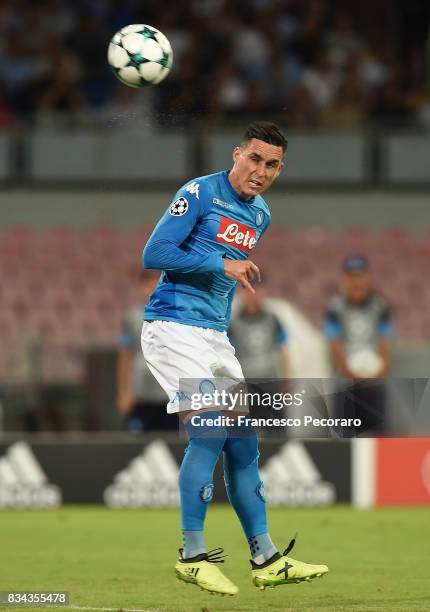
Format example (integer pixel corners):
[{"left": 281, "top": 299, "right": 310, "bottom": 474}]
[{"left": 1, "top": 505, "right": 429, "bottom": 612}]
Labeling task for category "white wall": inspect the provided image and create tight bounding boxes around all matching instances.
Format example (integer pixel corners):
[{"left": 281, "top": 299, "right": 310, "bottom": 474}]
[{"left": 0, "top": 189, "right": 429, "bottom": 230}]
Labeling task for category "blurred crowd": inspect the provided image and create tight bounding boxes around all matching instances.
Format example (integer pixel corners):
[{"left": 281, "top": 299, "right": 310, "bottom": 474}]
[{"left": 0, "top": 0, "right": 429, "bottom": 129}]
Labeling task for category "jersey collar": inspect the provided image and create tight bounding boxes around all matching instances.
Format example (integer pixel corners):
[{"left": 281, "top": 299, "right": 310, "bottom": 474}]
[{"left": 345, "top": 291, "right": 374, "bottom": 308}]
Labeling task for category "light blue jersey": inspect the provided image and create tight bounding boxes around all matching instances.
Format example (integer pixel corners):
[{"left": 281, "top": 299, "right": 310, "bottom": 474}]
[{"left": 143, "top": 171, "right": 271, "bottom": 332}]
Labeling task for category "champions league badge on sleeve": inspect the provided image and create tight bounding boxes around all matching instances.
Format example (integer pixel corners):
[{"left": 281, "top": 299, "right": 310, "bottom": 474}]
[{"left": 169, "top": 197, "right": 189, "bottom": 216}]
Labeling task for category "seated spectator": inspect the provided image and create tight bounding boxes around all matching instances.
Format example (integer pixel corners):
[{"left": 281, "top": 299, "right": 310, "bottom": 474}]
[{"left": 319, "top": 74, "right": 364, "bottom": 129}]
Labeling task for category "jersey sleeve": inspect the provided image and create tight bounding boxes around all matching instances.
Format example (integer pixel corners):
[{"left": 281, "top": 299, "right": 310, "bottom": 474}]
[
  {"left": 323, "top": 306, "right": 342, "bottom": 340},
  {"left": 119, "top": 312, "right": 134, "bottom": 349},
  {"left": 274, "top": 316, "right": 288, "bottom": 345},
  {"left": 142, "top": 183, "right": 225, "bottom": 274},
  {"left": 378, "top": 302, "right": 394, "bottom": 338}
]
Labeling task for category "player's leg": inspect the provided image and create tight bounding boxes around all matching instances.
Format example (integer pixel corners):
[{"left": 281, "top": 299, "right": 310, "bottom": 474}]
[
  {"left": 213, "top": 332, "right": 278, "bottom": 560},
  {"left": 141, "top": 321, "right": 238, "bottom": 595},
  {"left": 175, "top": 411, "right": 238, "bottom": 595},
  {"left": 142, "top": 321, "right": 223, "bottom": 556},
  {"left": 179, "top": 411, "right": 227, "bottom": 558},
  {"left": 218, "top": 332, "right": 329, "bottom": 589},
  {"left": 223, "top": 420, "right": 277, "bottom": 561},
  {"left": 223, "top": 422, "right": 328, "bottom": 588}
]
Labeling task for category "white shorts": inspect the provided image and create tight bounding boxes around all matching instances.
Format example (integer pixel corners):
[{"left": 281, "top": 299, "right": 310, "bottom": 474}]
[{"left": 141, "top": 320, "right": 244, "bottom": 414}]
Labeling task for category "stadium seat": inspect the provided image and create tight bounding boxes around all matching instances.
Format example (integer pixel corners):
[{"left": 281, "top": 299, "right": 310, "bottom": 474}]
[{"left": 1, "top": 224, "right": 429, "bottom": 383}]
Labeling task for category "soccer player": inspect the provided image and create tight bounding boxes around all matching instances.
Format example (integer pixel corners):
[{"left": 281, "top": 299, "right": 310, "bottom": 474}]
[{"left": 142, "top": 122, "right": 328, "bottom": 595}]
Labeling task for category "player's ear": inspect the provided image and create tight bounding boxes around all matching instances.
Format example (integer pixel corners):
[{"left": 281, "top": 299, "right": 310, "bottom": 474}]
[
  {"left": 275, "top": 161, "right": 284, "bottom": 177},
  {"left": 232, "top": 146, "right": 242, "bottom": 163}
]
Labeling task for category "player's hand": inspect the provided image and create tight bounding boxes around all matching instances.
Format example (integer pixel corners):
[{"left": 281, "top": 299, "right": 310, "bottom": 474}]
[
  {"left": 117, "top": 390, "right": 134, "bottom": 415},
  {"left": 223, "top": 259, "right": 261, "bottom": 293}
]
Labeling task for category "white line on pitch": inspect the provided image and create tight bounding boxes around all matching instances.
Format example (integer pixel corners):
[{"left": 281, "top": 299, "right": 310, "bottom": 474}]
[
  {"left": 5, "top": 604, "right": 162, "bottom": 612},
  {"left": 67, "top": 606, "right": 161, "bottom": 612}
]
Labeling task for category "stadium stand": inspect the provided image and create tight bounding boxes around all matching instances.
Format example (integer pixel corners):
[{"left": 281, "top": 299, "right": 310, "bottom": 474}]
[
  {"left": 0, "top": 0, "right": 429, "bottom": 129},
  {"left": 0, "top": 224, "right": 428, "bottom": 384}
]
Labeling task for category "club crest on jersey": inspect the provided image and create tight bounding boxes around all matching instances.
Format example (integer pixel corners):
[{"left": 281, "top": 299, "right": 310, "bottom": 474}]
[
  {"left": 216, "top": 217, "right": 257, "bottom": 252},
  {"left": 199, "top": 379, "right": 217, "bottom": 395},
  {"left": 169, "top": 197, "right": 188, "bottom": 216},
  {"left": 185, "top": 181, "right": 200, "bottom": 199},
  {"left": 255, "top": 210, "right": 265, "bottom": 227}
]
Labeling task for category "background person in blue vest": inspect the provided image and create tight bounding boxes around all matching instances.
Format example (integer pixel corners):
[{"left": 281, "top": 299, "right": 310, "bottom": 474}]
[
  {"left": 229, "top": 281, "right": 289, "bottom": 380},
  {"left": 117, "top": 270, "right": 177, "bottom": 432},
  {"left": 324, "top": 254, "right": 393, "bottom": 436},
  {"left": 229, "top": 282, "right": 290, "bottom": 435}
]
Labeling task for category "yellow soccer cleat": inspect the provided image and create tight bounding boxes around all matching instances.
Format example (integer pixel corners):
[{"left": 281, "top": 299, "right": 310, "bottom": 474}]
[
  {"left": 251, "top": 535, "right": 329, "bottom": 590},
  {"left": 175, "top": 548, "right": 239, "bottom": 596}
]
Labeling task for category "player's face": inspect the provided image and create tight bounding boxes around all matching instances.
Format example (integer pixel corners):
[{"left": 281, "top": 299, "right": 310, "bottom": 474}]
[
  {"left": 343, "top": 272, "right": 371, "bottom": 304},
  {"left": 230, "top": 138, "right": 284, "bottom": 199},
  {"left": 238, "top": 284, "right": 266, "bottom": 313}
]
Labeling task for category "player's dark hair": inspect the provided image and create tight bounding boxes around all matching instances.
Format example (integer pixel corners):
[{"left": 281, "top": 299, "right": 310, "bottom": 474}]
[{"left": 242, "top": 121, "right": 288, "bottom": 153}]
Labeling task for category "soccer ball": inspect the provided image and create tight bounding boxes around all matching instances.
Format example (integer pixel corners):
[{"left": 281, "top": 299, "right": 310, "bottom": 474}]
[
  {"left": 346, "top": 349, "right": 383, "bottom": 377},
  {"left": 108, "top": 24, "right": 173, "bottom": 88}
]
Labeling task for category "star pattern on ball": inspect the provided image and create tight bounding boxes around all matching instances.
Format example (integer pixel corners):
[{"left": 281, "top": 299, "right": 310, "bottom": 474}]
[
  {"left": 108, "top": 24, "right": 173, "bottom": 87},
  {"left": 142, "top": 26, "right": 158, "bottom": 40}
]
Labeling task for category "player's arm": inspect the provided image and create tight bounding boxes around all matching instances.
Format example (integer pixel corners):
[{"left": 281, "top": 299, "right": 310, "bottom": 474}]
[
  {"left": 376, "top": 339, "right": 391, "bottom": 378},
  {"left": 279, "top": 346, "right": 289, "bottom": 378},
  {"left": 144, "top": 186, "right": 262, "bottom": 290},
  {"left": 328, "top": 339, "right": 355, "bottom": 378},
  {"left": 275, "top": 319, "right": 290, "bottom": 378},
  {"left": 323, "top": 311, "right": 355, "bottom": 378},
  {"left": 116, "top": 325, "right": 135, "bottom": 415},
  {"left": 143, "top": 187, "right": 224, "bottom": 274},
  {"left": 375, "top": 304, "right": 393, "bottom": 377},
  {"left": 223, "top": 259, "right": 260, "bottom": 293}
]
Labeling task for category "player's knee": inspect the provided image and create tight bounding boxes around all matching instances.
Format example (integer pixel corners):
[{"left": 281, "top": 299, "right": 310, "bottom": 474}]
[
  {"left": 224, "top": 433, "right": 260, "bottom": 471},
  {"left": 179, "top": 458, "right": 215, "bottom": 504},
  {"left": 179, "top": 452, "right": 218, "bottom": 493},
  {"left": 184, "top": 410, "right": 228, "bottom": 444},
  {"left": 179, "top": 413, "right": 227, "bottom": 500}
]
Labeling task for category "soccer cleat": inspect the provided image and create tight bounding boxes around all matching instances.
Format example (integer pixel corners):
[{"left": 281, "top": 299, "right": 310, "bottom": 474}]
[
  {"left": 251, "top": 535, "right": 329, "bottom": 590},
  {"left": 175, "top": 547, "right": 239, "bottom": 596}
]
